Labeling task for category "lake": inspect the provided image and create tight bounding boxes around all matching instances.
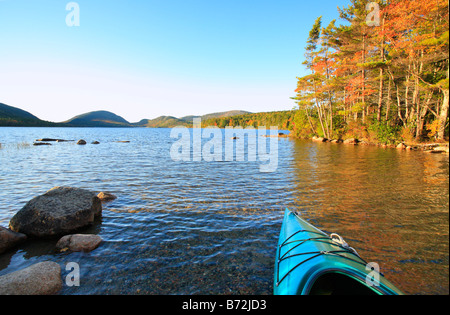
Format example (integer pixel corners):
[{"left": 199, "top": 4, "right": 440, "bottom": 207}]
[{"left": 0, "top": 127, "right": 448, "bottom": 295}]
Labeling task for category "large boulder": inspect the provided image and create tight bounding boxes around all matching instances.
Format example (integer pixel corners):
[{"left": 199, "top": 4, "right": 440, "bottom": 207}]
[
  {"left": 0, "top": 226, "right": 27, "bottom": 254},
  {"left": 0, "top": 261, "right": 62, "bottom": 295},
  {"left": 9, "top": 187, "right": 102, "bottom": 238}
]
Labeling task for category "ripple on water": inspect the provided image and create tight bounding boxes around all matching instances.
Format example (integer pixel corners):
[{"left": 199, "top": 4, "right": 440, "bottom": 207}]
[{"left": 0, "top": 128, "right": 448, "bottom": 295}]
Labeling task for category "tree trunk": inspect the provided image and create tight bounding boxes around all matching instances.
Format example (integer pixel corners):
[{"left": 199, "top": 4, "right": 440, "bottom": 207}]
[
  {"left": 305, "top": 107, "right": 316, "bottom": 136},
  {"left": 415, "top": 92, "right": 432, "bottom": 140},
  {"left": 313, "top": 77, "right": 328, "bottom": 138},
  {"left": 377, "top": 14, "right": 386, "bottom": 122},
  {"left": 405, "top": 72, "right": 410, "bottom": 123},
  {"left": 438, "top": 89, "right": 449, "bottom": 140},
  {"left": 396, "top": 82, "right": 405, "bottom": 125},
  {"left": 437, "top": 63, "right": 449, "bottom": 140},
  {"left": 324, "top": 48, "right": 333, "bottom": 139},
  {"left": 377, "top": 68, "right": 384, "bottom": 122},
  {"left": 385, "top": 77, "right": 392, "bottom": 122},
  {"left": 362, "top": 32, "right": 366, "bottom": 124}
]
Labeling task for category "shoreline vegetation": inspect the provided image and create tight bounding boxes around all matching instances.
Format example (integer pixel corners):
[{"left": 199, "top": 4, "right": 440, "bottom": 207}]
[
  {"left": 0, "top": 1, "right": 448, "bottom": 297},
  {"left": 180, "top": 0, "right": 448, "bottom": 152},
  {"left": 1, "top": 107, "right": 448, "bottom": 154},
  {"left": 1, "top": 0, "right": 448, "bottom": 150},
  {"left": 288, "top": 0, "right": 449, "bottom": 146},
  {"left": 201, "top": 0, "right": 449, "bottom": 152}
]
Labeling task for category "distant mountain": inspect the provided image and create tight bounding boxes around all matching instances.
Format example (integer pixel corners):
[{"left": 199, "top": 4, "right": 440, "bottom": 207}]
[
  {"left": 0, "top": 103, "right": 59, "bottom": 127},
  {"left": 0, "top": 103, "right": 253, "bottom": 128},
  {"left": 133, "top": 116, "right": 187, "bottom": 128},
  {"left": 199, "top": 110, "right": 251, "bottom": 121},
  {"left": 64, "top": 110, "right": 131, "bottom": 127},
  {"left": 134, "top": 110, "right": 252, "bottom": 128},
  {"left": 180, "top": 110, "right": 251, "bottom": 123}
]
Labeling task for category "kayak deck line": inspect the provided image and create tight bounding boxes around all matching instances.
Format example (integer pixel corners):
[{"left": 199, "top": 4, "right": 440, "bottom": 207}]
[
  {"left": 279, "top": 237, "right": 336, "bottom": 260},
  {"left": 278, "top": 210, "right": 366, "bottom": 263},
  {"left": 276, "top": 248, "right": 370, "bottom": 288},
  {"left": 274, "top": 209, "right": 404, "bottom": 295},
  {"left": 279, "top": 237, "right": 362, "bottom": 261},
  {"left": 275, "top": 210, "right": 371, "bottom": 288}
]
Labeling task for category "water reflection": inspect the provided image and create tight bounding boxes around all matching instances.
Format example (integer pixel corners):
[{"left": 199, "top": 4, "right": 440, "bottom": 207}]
[
  {"left": 0, "top": 128, "right": 448, "bottom": 294},
  {"left": 289, "top": 140, "right": 449, "bottom": 294}
]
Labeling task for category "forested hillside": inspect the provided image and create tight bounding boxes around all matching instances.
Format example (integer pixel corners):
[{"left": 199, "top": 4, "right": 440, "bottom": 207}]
[
  {"left": 0, "top": 103, "right": 60, "bottom": 127},
  {"left": 202, "top": 111, "right": 295, "bottom": 130},
  {"left": 290, "top": 0, "right": 449, "bottom": 144}
]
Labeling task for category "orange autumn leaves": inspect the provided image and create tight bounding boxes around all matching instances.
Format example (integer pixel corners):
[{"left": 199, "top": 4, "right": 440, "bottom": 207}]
[{"left": 293, "top": 0, "right": 449, "bottom": 141}]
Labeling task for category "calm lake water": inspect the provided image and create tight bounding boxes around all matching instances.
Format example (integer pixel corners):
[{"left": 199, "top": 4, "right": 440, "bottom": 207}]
[{"left": 0, "top": 127, "right": 448, "bottom": 295}]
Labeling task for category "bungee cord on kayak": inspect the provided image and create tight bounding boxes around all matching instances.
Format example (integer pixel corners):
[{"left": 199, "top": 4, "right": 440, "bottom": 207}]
[
  {"left": 276, "top": 249, "right": 372, "bottom": 287},
  {"left": 274, "top": 209, "right": 404, "bottom": 295}
]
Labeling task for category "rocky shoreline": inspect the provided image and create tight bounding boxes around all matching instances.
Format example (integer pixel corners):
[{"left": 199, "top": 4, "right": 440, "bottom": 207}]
[
  {"left": 258, "top": 132, "right": 449, "bottom": 154},
  {"left": 310, "top": 136, "right": 449, "bottom": 154},
  {"left": 0, "top": 187, "right": 116, "bottom": 295}
]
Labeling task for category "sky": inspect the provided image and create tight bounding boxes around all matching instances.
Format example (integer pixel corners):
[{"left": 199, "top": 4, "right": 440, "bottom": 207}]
[{"left": 0, "top": 0, "right": 350, "bottom": 123}]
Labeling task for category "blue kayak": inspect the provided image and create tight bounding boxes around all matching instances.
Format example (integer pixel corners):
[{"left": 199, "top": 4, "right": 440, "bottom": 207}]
[{"left": 274, "top": 209, "right": 404, "bottom": 295}]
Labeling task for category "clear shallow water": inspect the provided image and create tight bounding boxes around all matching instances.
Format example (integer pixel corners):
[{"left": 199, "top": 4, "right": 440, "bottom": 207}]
[{"left": 0, "top": 127, "right": 448, "bottom": 295}]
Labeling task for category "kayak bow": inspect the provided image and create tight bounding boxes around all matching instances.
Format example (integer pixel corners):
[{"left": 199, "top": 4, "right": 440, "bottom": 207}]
[{"left": 274, "top": 209, "right": 403, "bottom": 295}]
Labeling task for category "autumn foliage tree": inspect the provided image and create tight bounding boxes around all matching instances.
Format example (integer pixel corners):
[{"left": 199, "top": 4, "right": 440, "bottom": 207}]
[{"left": 292, "top": 0, "right": 449, "bottom": 143}]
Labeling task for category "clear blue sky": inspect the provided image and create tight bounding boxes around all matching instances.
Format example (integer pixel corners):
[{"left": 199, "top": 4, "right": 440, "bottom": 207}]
[{"left": 0, "top": 0, "right": 349, "bottom": 122}]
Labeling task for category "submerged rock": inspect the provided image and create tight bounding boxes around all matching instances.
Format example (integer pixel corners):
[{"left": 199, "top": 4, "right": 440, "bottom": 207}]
[
  {"left": 343, "top": 138, "right": 359, "bottom": 145},
  {"left": 56, "top": 234, "right": 102, "bottom": 253},
  {"left": 0, "top": 226, "right": 27, "bottom": 254},
  {"left": 312, "top": 136, "right": 328, "bottom": 142},
  {"left": 36, "top": 138, "right": 65, "bottom": 142},
  {"left": 33, "top": 142, "right": 52, "bottom": 146},
  {"left": 35, "top": 138, "right": 74, "bottom": 143},
  {"left": 0, "top": 261, "right": 62, "bottom": 295},
  {"left": 434, "top": 146, "right": 449, "bottom": 154},
  {"left": 9, "top": 187, "right": 102, "bottom": 238},
  {"left": 97, "top": 192, "right": 117, "bottom": 202},
  {"left": 77, "top": 140, "right": 87, "bottom": 145}
]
